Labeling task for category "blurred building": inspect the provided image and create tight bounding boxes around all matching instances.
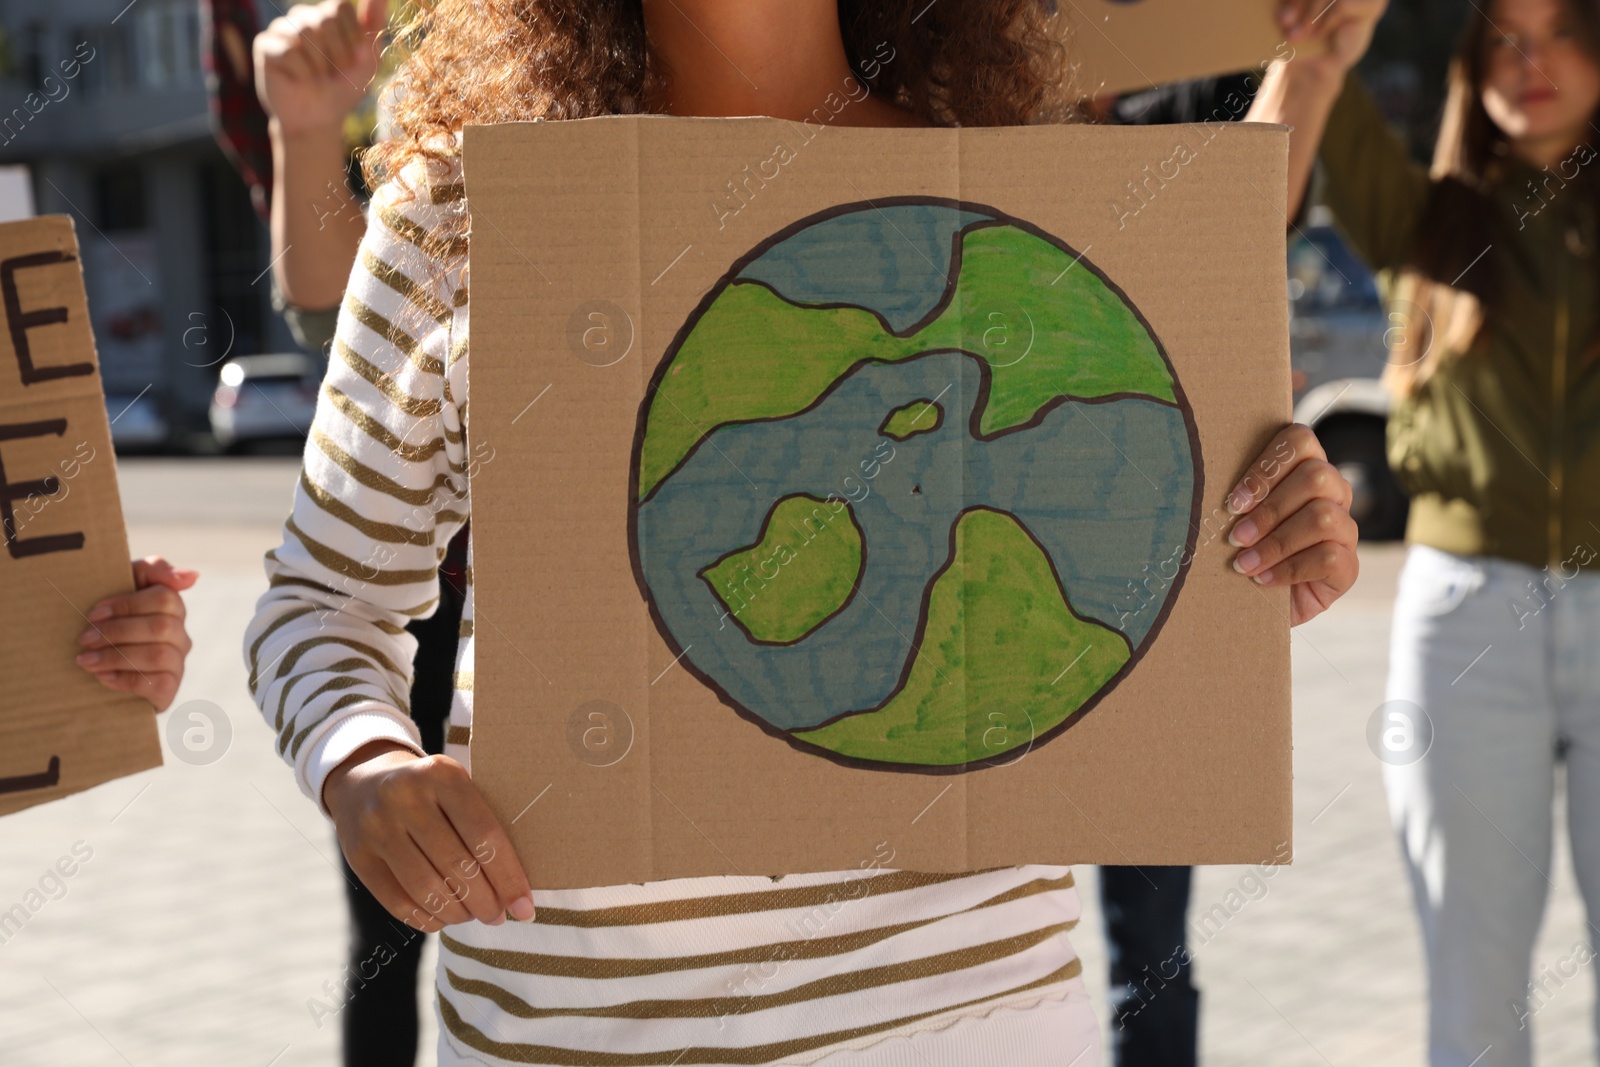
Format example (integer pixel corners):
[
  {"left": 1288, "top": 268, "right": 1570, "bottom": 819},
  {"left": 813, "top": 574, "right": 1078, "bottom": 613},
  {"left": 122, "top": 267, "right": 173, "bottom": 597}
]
[{"left": 0, "top": 0, "right": 297, "bottom": 444}]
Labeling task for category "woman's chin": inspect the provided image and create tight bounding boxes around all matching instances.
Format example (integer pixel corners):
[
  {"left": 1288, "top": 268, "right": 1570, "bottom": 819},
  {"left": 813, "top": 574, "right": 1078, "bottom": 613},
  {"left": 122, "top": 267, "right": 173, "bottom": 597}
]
[
  {"left": 1495, "top": 112, "right": 1592, "bottom": 155},
  {"left": 1523, "top": 100, "right": 1597, "bottom": 143}
]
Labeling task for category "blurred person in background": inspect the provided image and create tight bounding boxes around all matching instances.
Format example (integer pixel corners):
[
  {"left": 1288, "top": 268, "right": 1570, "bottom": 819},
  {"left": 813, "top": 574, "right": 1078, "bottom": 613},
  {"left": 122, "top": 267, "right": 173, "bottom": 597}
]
[
  {"left": 251, "top": 0, "right": 385, "bottom": 351},
  {"left": 1251, "top": 0, "right": 1600, "bottom": 1063},
  {"left": 207, "top": 1, "right": 468, "bottom": 1063}
]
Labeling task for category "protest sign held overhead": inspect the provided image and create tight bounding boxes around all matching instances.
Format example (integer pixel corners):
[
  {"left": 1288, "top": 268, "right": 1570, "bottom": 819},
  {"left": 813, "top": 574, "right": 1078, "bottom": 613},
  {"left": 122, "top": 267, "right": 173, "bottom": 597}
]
[{"left": 1059, "top": 0, "right": 1286, "bottom": 97}]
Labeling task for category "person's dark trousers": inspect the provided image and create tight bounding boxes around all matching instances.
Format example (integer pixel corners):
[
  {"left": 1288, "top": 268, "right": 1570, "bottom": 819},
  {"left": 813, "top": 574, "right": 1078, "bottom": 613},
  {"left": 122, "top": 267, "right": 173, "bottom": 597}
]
[
  {"left": 339, "top": 529, "right": 469, "bottom": 1067},
  {"left": 337, "top": 850, "right": 431, "bottom": 1066},
  {"left": 1099, "top": 865, "right": 1199, "bottom": 1067}
]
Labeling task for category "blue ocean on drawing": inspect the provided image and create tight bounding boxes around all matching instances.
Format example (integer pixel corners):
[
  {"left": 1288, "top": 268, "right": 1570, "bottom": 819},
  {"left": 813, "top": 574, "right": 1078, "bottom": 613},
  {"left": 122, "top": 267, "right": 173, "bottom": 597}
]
[{"left": 635, "top": 349, "right": 1193, "bottom": 731}]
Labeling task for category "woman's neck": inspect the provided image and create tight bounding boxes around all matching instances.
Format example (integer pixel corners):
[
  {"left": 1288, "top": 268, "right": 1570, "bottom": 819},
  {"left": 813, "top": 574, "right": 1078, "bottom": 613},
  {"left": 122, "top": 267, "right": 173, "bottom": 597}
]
[
  {"left": 641, "top": 0, "right": 919, "bottom": 126},
  {"left": 1509, "top": 127, "right": 1587, "bottom": 169}
]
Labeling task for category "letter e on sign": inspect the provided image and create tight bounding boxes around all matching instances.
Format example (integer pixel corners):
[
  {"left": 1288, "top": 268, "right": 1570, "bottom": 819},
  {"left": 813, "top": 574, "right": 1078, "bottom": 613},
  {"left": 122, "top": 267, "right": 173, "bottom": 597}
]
[
  {"left": 2, "top": 250, "right": 92, "bottom": 385},
  {"left": 0, "top": 419, "right": 84, "bottom": 558}
]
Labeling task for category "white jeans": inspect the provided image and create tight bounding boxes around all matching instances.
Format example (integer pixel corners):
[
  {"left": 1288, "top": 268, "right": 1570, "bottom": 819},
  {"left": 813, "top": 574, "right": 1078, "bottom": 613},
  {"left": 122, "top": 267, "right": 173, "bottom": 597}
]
[{"left": 1385, "top": 544, "right": 1600, "bottom": 1067}]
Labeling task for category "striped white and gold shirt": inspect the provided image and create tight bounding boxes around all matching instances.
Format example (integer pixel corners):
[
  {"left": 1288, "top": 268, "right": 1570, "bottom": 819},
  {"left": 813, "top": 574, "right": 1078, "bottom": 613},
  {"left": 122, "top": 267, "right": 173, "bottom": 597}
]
[{"left": 244, "top": 155, "right": 1094, "bottom": 1066}]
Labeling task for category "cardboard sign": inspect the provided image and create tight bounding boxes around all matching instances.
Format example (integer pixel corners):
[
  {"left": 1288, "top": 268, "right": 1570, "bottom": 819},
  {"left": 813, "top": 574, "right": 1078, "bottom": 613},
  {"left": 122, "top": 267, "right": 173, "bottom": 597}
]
[
  {"left": 464, "top": 116, "right": 1293, "bottom": 888},
  {"left": 0, "top": 216, "right": 159, "bottom": 817},
  {"left": 1057, "top": 0, "right": 1285, "bottom": 97}
]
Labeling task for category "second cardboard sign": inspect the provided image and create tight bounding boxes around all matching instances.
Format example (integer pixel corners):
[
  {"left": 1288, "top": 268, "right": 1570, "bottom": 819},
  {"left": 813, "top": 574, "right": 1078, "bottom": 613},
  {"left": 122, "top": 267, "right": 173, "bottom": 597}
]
[{"left": 0, "top": 216, "right": 158, "bottom": 818}]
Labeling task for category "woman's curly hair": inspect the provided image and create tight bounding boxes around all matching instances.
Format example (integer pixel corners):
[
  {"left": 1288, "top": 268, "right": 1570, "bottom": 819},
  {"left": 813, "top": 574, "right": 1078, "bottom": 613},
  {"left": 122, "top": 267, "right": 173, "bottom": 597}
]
[{"left": 363, "top": 0, "right": 1068, "bottom": 262}]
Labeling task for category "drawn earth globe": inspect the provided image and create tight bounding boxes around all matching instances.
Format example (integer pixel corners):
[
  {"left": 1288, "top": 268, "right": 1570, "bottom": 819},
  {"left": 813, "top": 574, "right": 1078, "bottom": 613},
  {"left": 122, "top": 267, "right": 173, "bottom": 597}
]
[{"left": 630, "top": 198, "right": 1201, "bottom": 769}]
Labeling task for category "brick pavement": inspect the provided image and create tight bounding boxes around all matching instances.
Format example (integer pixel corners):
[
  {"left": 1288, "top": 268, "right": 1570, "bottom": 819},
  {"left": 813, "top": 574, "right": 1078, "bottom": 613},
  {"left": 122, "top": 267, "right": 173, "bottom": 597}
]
[{"left": 0, "top": 458, "right": 1594, "bottom": 1065}]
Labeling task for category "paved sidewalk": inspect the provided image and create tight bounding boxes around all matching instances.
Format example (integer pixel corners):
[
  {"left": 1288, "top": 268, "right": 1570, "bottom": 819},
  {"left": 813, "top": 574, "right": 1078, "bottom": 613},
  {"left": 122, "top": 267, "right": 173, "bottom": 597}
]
[
  {"left": 0, "top": 459, "right": 439, "bottom": 1067},
  {"left": 0, "top": 457, "right": 1594, "bottom": 1065},
  {"left": 1072, "top": 546, "right": 1598, "bottom": 1066}
]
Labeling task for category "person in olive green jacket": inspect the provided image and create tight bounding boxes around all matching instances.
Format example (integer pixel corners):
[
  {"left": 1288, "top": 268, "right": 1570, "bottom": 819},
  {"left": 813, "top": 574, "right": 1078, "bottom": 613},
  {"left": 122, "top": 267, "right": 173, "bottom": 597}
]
[{"left": 1252, "top": 0, "right": 1600, "bottom": 1063}]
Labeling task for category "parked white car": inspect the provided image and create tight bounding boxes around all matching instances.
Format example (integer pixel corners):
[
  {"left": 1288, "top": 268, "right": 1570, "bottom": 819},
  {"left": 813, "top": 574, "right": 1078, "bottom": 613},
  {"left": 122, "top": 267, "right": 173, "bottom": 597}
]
[{"left": 209, "top": 354, "right": 320, "bottom": 451}]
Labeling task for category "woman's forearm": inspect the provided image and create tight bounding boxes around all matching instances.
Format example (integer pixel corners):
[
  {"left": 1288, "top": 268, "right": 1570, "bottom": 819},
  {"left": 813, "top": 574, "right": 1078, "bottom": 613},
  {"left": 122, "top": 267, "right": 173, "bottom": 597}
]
[
  {"left": 1246, "top": 59, "right": 1346, "bottom": 223},
  {"left": 269, "top": 117, "right": 367, "bottom": 311}
]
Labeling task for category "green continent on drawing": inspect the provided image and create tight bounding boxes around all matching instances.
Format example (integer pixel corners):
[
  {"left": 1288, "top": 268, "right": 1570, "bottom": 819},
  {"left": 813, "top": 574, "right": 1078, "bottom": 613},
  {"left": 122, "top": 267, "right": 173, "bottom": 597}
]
[
  {"left": 880, "top": 400, "right": 943, "bottom": 441},
  {"left": 631, "top": 199, "right": 1201, "bottom": 769},
  {"left": 699, "top": 495, "right": 865, "bottom": 645},
  {"left": 637, "top": 223, "right": 1177, "bottom": 499},
  {"left": 794, "top": 509, "right": 1131, "bottom": 764}
]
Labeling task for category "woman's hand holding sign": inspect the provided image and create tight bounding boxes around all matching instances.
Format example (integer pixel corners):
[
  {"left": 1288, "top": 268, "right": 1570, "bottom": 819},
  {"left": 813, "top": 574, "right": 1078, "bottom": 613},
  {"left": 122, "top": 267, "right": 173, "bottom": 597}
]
[
  {"left": 76, "top": 556, "right": 197, "bottom": 711},
  {"left": 323, "top": 740, "right": 537, "bottom": 931},
  {"left": 1227, "top": 424, "right": 1359, "bottom": 625}
]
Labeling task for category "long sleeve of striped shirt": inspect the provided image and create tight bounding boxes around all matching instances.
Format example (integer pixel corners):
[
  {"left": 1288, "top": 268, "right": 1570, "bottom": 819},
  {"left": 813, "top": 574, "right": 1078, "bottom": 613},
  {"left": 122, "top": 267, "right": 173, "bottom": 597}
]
[
  {"left": 244, "top": 156, "right": 1098, "bottom": 1067},
  {"left": 244, "top": 157, "right": 470, "bottom": 813}
]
